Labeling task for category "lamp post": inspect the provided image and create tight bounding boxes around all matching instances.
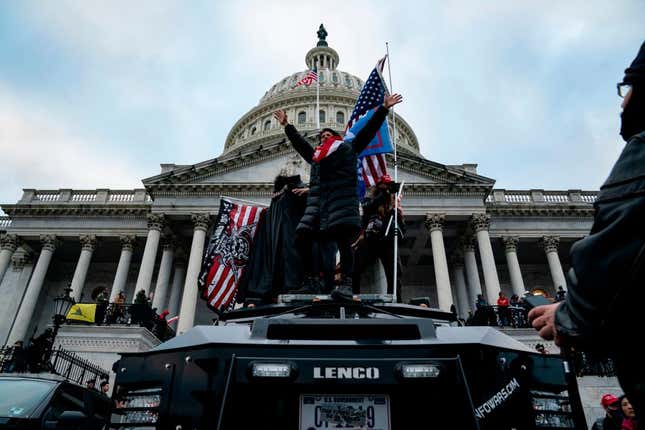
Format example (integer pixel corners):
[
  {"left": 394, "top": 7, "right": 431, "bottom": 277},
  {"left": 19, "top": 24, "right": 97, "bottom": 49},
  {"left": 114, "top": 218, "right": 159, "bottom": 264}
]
[{"left": 46, "top": 285, "right": 75, "bottom": 362}]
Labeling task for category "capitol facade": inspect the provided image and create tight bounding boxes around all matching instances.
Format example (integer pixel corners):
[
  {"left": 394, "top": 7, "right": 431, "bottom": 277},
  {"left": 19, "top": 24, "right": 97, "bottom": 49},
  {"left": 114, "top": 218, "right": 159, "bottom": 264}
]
[{"left": 0, "top": 29, "right": 598, "bottom": 368}]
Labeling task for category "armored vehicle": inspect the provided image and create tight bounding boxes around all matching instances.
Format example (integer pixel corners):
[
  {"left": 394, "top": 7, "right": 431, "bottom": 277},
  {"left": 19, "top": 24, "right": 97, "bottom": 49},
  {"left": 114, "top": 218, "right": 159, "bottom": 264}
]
[{"left": 111, "top": 295, "right": 587, "bottom": 429}]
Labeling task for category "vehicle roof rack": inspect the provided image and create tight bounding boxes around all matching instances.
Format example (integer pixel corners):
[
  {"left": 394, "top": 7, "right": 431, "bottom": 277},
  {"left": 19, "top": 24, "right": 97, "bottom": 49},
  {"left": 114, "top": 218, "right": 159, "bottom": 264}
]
[
  {"left": 277, "top": 293, "right": 393, "bottom": 304},
  {"left": 219, "top": 300, "right": 458, "bottom": 324}
]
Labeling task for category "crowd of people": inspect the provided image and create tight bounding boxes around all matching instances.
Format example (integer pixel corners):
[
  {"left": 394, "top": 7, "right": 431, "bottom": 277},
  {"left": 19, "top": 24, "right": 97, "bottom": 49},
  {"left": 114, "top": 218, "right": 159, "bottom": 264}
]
[
  {"left": 0, "top": 329, "right": 55, "bottom": 373},
  {"left": 91, "top": 288, "right": 173, "bottom": 340},
  {"left": 465, "top": 291, "right": 558, "bottom": 328}
]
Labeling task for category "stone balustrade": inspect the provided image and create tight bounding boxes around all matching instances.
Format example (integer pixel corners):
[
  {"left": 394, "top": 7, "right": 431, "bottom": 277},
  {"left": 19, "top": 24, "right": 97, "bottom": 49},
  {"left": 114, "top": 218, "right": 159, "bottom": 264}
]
[
  {"left": 0, "top": 217, "right": 11, "bottom": 229},
  {"left": 486, "top": 189, "right": 597, "bottom": 205},
  {"left": 19, "top": 189, "right": 151, "bottom": 204}
]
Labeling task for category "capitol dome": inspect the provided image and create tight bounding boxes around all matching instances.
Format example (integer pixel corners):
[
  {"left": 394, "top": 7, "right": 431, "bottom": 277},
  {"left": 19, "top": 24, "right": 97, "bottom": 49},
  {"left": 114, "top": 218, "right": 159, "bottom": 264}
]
[{"left": 223, "top": 25, "right": 420, "bottom": 155}]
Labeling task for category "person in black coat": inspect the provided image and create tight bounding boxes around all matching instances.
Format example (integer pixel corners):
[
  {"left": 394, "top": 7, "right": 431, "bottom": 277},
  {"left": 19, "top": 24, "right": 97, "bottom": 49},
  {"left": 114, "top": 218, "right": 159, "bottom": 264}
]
[
  {"left": 529, "top": 40, "right": 645, "bottom": 418},
  {"left": 237, "top": 174, "right": 310, "bottom": 304},
  {"left": 352, "top": 175, "right": 405, "bottom": 299},
  {"left": 274, "top": 93, "right": 402, "bottom": 300}
]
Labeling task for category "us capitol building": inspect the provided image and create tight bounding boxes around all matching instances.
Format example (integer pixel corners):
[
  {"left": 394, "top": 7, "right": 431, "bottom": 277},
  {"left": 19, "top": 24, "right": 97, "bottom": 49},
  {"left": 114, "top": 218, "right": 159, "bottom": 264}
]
[{"left": 0, "top": 28, "right": 601, "bottom": 379}]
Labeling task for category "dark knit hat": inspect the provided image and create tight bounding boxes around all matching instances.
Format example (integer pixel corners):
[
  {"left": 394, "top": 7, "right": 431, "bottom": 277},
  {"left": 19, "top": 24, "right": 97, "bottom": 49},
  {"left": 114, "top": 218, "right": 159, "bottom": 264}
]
[
  {"left": 623, "top": 40, "right": 645, "bottom": 84},
  {"left": 319, "top": 127, "right": 341, "bottom": 138}
]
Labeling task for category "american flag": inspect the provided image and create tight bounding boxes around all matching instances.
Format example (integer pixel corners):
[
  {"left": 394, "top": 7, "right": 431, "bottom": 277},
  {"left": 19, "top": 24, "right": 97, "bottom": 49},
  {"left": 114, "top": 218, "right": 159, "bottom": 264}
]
[
  {"left": 296, "top": 68, "right": 318, "bottom": 87},
  {"left": 345, "top": 56, "right": 393, "bottom": 188},
  {"left": 199, "top": 200, "right": 266, "bottom": 312}
]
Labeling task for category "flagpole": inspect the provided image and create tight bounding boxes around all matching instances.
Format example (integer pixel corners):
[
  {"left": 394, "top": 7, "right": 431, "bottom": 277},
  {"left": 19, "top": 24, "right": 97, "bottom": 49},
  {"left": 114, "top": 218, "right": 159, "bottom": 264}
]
[
  {"left": 316, "top": 63, "right": 320, "bottom": 130},
  {"left": 219, "top": 195, "right": 269, "bottom": 207},
  {"left": 386, "top": 42, "right": 399, "bottom": 304}
]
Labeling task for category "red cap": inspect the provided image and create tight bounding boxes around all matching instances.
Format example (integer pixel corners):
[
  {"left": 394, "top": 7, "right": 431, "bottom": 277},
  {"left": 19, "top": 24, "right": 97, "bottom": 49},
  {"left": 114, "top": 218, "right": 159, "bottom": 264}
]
[
  {"left": 601, "top": 394, "right": 619, "bottom": 407},
  {"left": 377, "top": 174, "right": 393, "bottom": 184}
]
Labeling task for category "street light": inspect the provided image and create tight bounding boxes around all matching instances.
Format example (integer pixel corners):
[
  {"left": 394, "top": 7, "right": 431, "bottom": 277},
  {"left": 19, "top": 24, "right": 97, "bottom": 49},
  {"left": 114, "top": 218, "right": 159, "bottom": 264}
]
[{"left": 47, "top": 285, "right": 75, "bottom": 360}]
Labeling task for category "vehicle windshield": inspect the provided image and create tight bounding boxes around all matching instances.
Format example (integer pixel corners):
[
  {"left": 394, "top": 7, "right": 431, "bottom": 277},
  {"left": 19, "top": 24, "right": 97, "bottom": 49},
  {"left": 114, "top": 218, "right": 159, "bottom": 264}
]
[{"left": 0, "top": 378, "right": 56, "bottom": 418}]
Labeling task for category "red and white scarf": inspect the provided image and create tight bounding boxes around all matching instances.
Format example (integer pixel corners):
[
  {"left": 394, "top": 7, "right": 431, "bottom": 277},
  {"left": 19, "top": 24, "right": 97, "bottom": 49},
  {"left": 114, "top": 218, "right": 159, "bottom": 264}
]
[{"left": 312, "top": 135, "right": 343, "bottom": 163}]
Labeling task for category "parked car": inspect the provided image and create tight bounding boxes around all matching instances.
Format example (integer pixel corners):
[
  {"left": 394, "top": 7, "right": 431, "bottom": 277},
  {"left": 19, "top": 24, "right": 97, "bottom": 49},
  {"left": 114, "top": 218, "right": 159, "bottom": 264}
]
[{"left": 0, "top": 374, "right": 111, "bottom": 429}]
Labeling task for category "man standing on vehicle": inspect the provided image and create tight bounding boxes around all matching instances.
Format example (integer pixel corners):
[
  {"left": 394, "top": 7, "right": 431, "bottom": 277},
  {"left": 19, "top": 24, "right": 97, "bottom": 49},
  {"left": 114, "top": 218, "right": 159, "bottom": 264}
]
[
  {"left": 273, "top": 92, "right": 403, "bottom": 301},
  {"left": 529, "top": 40, "right": 645, "bottom": 418}
]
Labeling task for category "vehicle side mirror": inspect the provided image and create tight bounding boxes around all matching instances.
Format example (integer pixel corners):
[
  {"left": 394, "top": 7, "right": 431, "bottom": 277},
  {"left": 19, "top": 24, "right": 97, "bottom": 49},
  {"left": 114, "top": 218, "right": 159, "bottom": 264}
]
[{"left": 57, "top": 410, "right": 87, "bottom": 429}]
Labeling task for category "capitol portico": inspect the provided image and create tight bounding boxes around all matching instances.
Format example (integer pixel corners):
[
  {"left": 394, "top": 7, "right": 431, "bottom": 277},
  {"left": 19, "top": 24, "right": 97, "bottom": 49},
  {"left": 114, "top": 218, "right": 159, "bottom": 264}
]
[{"left": 0, "top": 28, "right": 597, "bottom": 356}]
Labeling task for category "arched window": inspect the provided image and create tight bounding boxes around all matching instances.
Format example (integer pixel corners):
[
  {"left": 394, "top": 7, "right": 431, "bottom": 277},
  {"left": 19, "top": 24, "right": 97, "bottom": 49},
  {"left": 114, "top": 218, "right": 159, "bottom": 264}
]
[
  {"left": 264, "top": 120, "right": 271, "bottom": 131},
  {"left": 251, "top": 127, "right": 257, "bottom": 135},
  {"left": 332, "top": 72, "right": 339, "bottom": 83},
  {"left": 318, "top": 72, "right": 325, "bottom": 83},
  {"left": 298, "top": 111, "right": 306, "bottom": 124},
  {"left": 319, "top": 110, "right": 326, "bottom": 124},
  {"left": 336, "top": 111, "right": 345, "bottom": 124},
  {"left": 345, "top": 74, "right": 353, "bottom": 87}
]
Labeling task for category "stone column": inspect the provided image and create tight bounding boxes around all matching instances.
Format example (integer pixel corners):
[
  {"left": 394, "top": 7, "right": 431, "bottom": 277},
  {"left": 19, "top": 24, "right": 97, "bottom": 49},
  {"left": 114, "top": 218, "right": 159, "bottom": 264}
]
[
  {"left": 0, "top": 234, "right": 18, "bottom": 283},
  {"left": 471, "top": 213, "right": 501, "bottom": 303},
  {"left": 424, "top": 214, "right": 453, "bottom": 312},
  {"left": 70, "top": 235, "right": 97, "bottom": 301},
  {"left": 11, "top": 248, "right": 32, "bottom": 273},
  {"left": 109, "top": 235, "right": 136, "bottom": 303},
  {"left": 151, "top": 236, "right": 175, "bottom": 311},
  {"left": 8, "top": 235, "right": 57, "bottom": 343},
  {"left": 450, "top": 257, "right": 470, "bottom": 318},
  {"left": 461, "top": 236, "right": 482, "bottom": 311},
  {"left": 167, "top": 253, "right": 187, "bottom": 318},
  {"left": 502, "top": 236, "right": 527, "bottom": 298},
  {"left": 541, "top": 236, "right": 567, "bottom": 291},
  {"left": 134, "top": 214, "right": 165, "bottom": 301},
  {"left": 177, "top": 214, "right": 210, "bottom": 334}
]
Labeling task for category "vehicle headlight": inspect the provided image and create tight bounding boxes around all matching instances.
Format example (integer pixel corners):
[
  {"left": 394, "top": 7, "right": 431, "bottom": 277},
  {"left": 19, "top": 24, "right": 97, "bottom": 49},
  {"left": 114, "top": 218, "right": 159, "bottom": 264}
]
[
  {"left": 251, "top": 362, "right": 293, "bottom": 378},
  {"left": 399, "top": 363, "right": 441, "bottom": 378},
  {"left": 114, "top": 387, "right": 162, "bottom": 428}
]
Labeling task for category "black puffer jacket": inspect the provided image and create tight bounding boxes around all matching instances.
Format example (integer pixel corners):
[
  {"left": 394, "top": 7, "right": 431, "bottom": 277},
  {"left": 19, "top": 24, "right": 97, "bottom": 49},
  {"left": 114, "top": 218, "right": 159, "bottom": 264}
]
[
  {"left": 555, "top": 130, "right": 645, "bottom": 343},
  {"left": 285, "top": 105, "right": 389, "bottom": 237}
]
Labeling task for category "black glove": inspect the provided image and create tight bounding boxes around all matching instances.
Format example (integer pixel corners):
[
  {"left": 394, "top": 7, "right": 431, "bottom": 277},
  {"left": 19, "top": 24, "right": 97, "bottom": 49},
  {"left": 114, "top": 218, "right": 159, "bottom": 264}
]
[{"left": 365, "top": 216, "right": 383, "bottom": 238}]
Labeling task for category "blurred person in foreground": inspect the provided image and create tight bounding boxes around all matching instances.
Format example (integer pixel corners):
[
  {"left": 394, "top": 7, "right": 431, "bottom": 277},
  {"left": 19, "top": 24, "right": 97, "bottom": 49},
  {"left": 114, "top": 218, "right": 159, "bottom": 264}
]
[{"left": 529, "top": 41, "right": 645, "bottom": 419}]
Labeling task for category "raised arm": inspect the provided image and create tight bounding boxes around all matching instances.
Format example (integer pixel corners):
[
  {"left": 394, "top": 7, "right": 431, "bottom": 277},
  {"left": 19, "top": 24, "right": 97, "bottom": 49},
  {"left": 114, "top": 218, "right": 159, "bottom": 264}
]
[
  {"left": 352, "top": 93, "right": 403, "bottom": 154},
  {"left": 274, "top": 110, "right": 314, "bottom": 163}
]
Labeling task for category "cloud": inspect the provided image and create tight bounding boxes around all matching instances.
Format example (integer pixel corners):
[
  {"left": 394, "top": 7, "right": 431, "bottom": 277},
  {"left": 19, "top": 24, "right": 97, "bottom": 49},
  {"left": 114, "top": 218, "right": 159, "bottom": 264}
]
[
  {"left": 20, "top": 0, "right": 201, "bottom": 63},
  {"left": 1, "top": 0, "right": 643, "bottom": 200},
  {"left": 0, "top": 86, "right": 144, "bottom": 209}
]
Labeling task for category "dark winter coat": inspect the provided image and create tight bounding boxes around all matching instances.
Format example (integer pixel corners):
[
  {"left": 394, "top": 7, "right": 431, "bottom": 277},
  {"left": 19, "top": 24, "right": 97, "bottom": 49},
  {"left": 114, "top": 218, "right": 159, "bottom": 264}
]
[
  {"left": 285, "top": 105, "right": 389, "bottom": 237},
  {"left": 237, "top": 175, "right": 307, "bottom": 303},
  {"left": 555, "top": 130, "right": 645, "bottom": 343},
  {"left": 592, "top": 413, "right": 623, "bottom": 430},
  {"left": 555, "top": 131, "right": 645, "bottom": 413},
  {"left": 361, "top": 185, "right": 406, "bottom": 240}
]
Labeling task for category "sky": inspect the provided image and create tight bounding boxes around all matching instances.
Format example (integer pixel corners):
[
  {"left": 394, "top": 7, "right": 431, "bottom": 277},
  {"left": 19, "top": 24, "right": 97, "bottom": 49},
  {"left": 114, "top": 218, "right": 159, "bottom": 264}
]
[{"left": 1, "top": 1, "right": 643, "bottom": 211}]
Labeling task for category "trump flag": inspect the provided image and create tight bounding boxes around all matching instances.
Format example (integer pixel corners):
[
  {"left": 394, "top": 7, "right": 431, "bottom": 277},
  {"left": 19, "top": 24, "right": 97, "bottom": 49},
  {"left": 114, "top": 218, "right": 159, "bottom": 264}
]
[{"left": 199, "top": 200, "right": 266, "bottom": 312}]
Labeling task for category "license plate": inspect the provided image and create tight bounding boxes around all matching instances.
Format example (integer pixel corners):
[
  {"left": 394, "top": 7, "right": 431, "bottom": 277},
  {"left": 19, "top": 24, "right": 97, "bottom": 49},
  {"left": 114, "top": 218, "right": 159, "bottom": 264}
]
[{"left": 300, "top": 394, "right": 390, "bottom": 429}]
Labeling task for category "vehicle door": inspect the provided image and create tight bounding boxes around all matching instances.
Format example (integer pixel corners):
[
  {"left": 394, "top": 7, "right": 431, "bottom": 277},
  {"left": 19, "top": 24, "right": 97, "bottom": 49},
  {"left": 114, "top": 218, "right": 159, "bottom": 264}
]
[{"left": 42, "top": 383, "right": 110, "bottom": 430}]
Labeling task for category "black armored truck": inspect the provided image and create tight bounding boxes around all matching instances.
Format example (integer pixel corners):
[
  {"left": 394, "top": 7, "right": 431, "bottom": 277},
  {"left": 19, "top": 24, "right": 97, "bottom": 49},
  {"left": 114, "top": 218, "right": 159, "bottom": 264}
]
[{"left": 110, "top": 296, "right": 587, "bottom": 429}]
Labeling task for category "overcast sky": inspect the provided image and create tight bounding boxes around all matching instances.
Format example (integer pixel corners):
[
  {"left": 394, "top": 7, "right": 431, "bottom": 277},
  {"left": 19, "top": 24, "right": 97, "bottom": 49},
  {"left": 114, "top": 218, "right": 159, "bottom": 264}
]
[{"left": 1, "top": 1, "right": 643, "bottom": 211}]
